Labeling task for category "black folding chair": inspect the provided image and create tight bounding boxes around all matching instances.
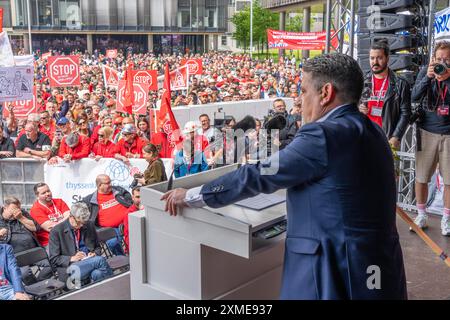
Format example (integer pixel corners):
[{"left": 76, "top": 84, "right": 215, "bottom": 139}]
[
  {"left": 15, "top": 247, "right": 65, "bottom": 300},
  {"left": 96, "top": 227, "right": 129, "bottom": 272}
]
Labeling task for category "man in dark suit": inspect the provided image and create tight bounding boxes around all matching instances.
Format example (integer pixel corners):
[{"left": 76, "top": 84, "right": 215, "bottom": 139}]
[
  {"left": 161, "top": 53, "right": 407, "bottom": 300},
  {"left": 0, "top": 244, "right": 30, "bottom": 300},
  {"left": 49, "top": 202, "right": 112, "bottom": 286}
]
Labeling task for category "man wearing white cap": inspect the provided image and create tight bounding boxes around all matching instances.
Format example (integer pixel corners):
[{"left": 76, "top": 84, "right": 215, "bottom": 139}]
[{"left": 114, "top": 124, "right": 147, "bottom": 165}]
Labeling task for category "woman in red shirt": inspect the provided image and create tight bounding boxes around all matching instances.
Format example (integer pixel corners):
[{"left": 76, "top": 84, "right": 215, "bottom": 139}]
[{"left": 90, "top": 126, "right": 116, "bottom": 160}]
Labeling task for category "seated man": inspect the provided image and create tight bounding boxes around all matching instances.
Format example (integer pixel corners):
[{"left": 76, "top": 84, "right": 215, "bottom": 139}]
[
  {"left": 82, "top": 174, "right": 132, "bottom": 256},
  {"left": 30, "top": 183, "right": 70, "bottom": 248},
  {"left": 0, "top": 197, "right": 52, "bottom": 285},
  {"left": 58, "top": 132, "right": 91, "bottom": 163},
  {"left": 0, "top": 122, "right": 15, "bottom": 159},
  {"left": 15, "top": 123, "right": 51, "bottom": 159},
  {"left": 0, "top": 244, "right": 30, "bottom": 300},
  {"left": 49, "top": 202, "right": 112, "bottom": 286},
  {"left": 114, "top": 124, "right": 147, "bottom": 164}
]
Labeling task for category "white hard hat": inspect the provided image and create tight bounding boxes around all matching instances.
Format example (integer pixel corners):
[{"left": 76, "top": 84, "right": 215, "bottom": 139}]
[{"left": 183, "top": 121, "right": 198, "bottom": 134}]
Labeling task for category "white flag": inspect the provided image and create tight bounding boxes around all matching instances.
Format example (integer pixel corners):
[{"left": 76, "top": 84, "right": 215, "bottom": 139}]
[{"left": 0, "top": 31, "right": 15, "bottom": 67}]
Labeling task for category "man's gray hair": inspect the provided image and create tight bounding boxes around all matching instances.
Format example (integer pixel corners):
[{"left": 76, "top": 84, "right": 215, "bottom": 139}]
[
  {"left": 66, "top": 132, "right": 79, "bottom": 148},
  {"left": 302, "top": 53, "right": 364, "bottom": 105},
  {"left": 70, "top": 202, "right": 90, "bottom": 222}
]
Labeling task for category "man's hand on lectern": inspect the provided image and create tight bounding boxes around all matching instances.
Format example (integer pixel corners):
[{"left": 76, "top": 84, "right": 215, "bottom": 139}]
[{"left": 161, "top": 188, "right": 188, "bottom": 216}]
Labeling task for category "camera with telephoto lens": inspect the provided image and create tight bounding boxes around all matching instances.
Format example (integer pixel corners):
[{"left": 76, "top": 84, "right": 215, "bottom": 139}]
[
  {"left": 214, "top": 108, "right": 234, "bottom": 131},
  {"left": 129, "top": 173, "right": 144, "bottom": 189},
  {"left": 434, "top": 62, "right": 449, "bottom": 76}
]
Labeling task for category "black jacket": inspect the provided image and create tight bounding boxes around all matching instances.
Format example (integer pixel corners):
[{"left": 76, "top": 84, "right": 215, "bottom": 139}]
[
  {"left": 364, "top": 69, "right": 411, "bottom": 139},
  {"left": 81, "top": 186, "right": 133, "bottom": 226},
  {"left": 263, "top": 111, "right": 298, "bottom": 150},
  {"left": 411, "top": 66, "right": 450, "bottom": 135},
  {"left": 49, "top": 219, "right": 101, "bottom": 269}
]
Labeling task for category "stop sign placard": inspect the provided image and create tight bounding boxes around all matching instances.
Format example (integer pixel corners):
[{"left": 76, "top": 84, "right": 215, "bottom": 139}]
[
  {"left": 131, "top": 70, "right": 158, "bottom": 91},
  {"left": 133, "top": 83, "right": 149, "bottom": 115},
  {"left": 47, "top": 55, "right": 80, "bottom": 87},
  {"left": 117, "top": 80, "right": 148, "bottom": 115},
  {"left": 181, "top": 58, "right": 203, "bottom": 75}
]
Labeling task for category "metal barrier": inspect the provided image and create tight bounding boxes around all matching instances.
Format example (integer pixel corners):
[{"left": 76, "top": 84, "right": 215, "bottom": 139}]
[
  {"left": 0, "top": 158, "right": 45, "bottom": 209},
  {"left": 397, "top": 124, "right": 417, "bottom": 212}
]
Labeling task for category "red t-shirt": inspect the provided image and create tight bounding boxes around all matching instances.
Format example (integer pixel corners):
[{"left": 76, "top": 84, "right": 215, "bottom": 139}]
[
  {"left": 367, "top": 76, "right": 389, "bottom": 128},
  {"left": 92, "top": 140, "right": 116, "bottom": 158},
  {"left": 58, "top": 134, "right": 91, "bottom": 160},
  {"left": 97, "top": 192, "right": 129, "bottom": 228},
  {"left": 30, "top": 199, "right": 70, "bottom": 246},
  {"left": 114, "top": 137, "right": 147, "bottom": 158},
  {"left": 39, "top": 121, "right": 56, "bottom": 141}
]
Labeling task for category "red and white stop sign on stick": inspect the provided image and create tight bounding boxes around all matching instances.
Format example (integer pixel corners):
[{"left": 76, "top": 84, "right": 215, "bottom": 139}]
[
  {"left": 47, "top": 56, "right": 80, "bottom": 87},
  {"left": 181, "top": 58, "right": 203, "bottom": 75},
  {"left": 131, "top": 70, "right": 158, "bottom": 91},
  {"left": 117, "top": 80, "right": 149, "bottom": 115},
  {"left": 132, "top": 83, "right": 149, "bottom": 115}
]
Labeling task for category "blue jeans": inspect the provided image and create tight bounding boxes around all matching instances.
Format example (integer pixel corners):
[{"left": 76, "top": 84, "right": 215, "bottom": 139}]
[
  {"left": 67, "top": 256, "right": 113, "bottom": 286},
  {"left": 106, "top": 228, "right": 124, "bottom": 256},
  {"left": 0, "top": 285, "right": 16, "bottom": 300}
]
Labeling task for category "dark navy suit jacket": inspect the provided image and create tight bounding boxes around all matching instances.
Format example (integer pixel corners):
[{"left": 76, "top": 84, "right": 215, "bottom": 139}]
[
  {"left": 0, "top": 244, "right": 24, "bottom": 293},
  {"left": 200, "top": 104, "right": 407, "bottom": 300}
]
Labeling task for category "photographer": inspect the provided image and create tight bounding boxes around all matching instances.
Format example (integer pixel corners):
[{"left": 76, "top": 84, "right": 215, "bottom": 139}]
[
  {"left": 359, "top": 40, "right": 411, "bottom": 149},
  {"left": 263, "top": 98, "right": 298, "bottom": 150},
  {"left": 411, "top": 41, "right": 450, "bottom": 236}
]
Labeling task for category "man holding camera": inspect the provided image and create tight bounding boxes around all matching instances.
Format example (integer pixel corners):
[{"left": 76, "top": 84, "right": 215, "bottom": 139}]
[
  {"left": 359, "top": 40, "right": 411, "bottom": 150},
  {"left": 411, "top": 41, "right": 450, "bottom": 236}
]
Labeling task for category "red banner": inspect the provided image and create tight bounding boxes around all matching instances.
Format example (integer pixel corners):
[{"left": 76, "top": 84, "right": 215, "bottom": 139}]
[
  {"left": 47, "top": 55, "right": 81, "bottom": 87},
  {"left": 267, "top": 29, "right": 337, "bottom": 51},
  {"left": 131, "top": 70, "right": 158, "bottom": 91},
  {"left": 106, "top": 49, "right": 118, "bottom": 59},
  {"left": 0, "top": 8, "right": 3, "bottom": 33},
  {"left": 181, "top": 58, "right": 203, "bottom": 75},
  {"left": 117, "top": 80, "right": 149, "bottom": 115},
  {"left": 3, "top": 86, "right": 37, "bottom": 118}
]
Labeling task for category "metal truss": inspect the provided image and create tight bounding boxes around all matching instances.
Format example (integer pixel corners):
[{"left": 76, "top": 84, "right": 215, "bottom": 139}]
[
  {"left": 397, "top": 124, "right": 417, "bottom": 212},
  {"left": 325, "top": 0, "right": 356, "bottom": 58}
]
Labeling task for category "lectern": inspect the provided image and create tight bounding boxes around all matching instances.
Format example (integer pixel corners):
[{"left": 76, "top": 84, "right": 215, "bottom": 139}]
[{"left": 129, "top": 164, "right": 286, "bottom": 300}]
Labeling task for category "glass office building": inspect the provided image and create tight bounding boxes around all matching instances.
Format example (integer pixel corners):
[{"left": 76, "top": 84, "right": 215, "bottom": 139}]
[{"left": 8, "top": 0, "right": 228, "bottom": 53}]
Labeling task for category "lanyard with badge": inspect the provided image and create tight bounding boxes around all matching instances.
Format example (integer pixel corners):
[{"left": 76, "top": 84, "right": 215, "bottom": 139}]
[
  {"left": 370, "top": 76, "right": 388, "bottom": 117},
  {"left": 436, "top": 81, "right": 449, "bottom": 116}
]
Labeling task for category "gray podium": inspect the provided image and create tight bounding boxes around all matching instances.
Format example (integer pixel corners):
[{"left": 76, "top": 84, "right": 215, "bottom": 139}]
[{"left": 129, "top": 164, "right": 286, "bottom": 300}]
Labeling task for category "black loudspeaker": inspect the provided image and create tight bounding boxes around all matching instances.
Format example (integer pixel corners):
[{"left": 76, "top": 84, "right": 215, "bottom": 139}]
[
  {"left": 358, "top": 13, "right": 413, "bottom": 32},
  {"left": 358, "top": 0, "right": 415, "bottom": 13},
  {"left": 357, "top": 33, "right": 412, "bottom": 51},
  {"left": 358, "top": 54, "right": 413, "bottom": 71}
]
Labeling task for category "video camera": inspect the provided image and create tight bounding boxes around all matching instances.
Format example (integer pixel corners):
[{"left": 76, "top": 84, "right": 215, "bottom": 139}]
[
  {"left": 263, "top": 109, "right": 287, "bottom": 131},
  {"left": 214, "top": 108, "right": 234, "bottom": 131}
]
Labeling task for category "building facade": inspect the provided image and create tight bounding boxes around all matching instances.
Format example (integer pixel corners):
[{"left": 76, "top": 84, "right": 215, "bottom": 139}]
[{"left": 3, "top": 0, "right": 228, "bottom": 54}]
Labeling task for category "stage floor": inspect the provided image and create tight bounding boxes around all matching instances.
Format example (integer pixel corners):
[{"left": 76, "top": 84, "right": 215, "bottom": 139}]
[{"left": 398, "top": 212, "right": 450, "bottom": 300}]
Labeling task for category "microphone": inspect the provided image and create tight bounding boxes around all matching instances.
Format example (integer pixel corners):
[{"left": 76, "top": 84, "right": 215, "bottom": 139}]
[{"left": 167, "top": 162, "right": 182, "bottom": 191}]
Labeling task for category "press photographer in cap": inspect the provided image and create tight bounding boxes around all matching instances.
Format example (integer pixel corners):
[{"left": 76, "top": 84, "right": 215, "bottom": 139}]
[{"left": 411, "top": 41, "right": 450, "bottom": 236}]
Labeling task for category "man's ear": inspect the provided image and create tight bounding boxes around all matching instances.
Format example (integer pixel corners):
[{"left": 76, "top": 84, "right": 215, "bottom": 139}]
[{"left": 320, "top": 83, "right": 335, "bottom": 106}]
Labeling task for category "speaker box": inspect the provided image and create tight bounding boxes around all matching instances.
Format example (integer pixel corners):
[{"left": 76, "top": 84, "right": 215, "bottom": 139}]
[
  {"left": 357, "top": 33, "right": 412, "bottom": 51},
  {"left": 358, "top": 53, "right": 413, "bottom": 71},
  {"left": 358, "top": 0, "right": 415, "bottom": 13},
  {"left": 358, "top": 13, "right": 414, "bottom": 32}
]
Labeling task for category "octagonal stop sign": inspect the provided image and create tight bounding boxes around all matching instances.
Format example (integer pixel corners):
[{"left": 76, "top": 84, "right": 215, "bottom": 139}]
[
  {"left": 47, "top": 55, "right": 81, "bottom": 87},
  {"left": 132, "top": 83, "right": 149, "bottom": 115},
  {"left": 132, "top": 70, "right": 158, "bottom": 91}
]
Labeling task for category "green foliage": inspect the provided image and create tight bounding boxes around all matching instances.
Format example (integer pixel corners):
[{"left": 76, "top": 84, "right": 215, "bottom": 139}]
[
  {"left": 286, "top": 14, "right": 303, "bottom": 32},
  {"left": 231, "top": 0, "right": 279, "bottom": 52}
]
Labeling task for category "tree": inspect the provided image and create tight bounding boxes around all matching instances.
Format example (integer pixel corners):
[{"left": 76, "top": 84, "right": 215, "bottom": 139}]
[
  {"left": 231, "top": 1, "right": 279, "bottom": 54},
  {"left": 286, "top": 13, "right": 303, "bottom": 32}
]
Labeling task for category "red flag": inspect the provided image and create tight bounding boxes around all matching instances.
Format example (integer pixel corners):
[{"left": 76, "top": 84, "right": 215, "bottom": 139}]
[
  {"left": 123, "top": 67, "right": 134, "bottom": 115},
  {"left": 158, "top": 64, "right": 181, "bottom": 155}
]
